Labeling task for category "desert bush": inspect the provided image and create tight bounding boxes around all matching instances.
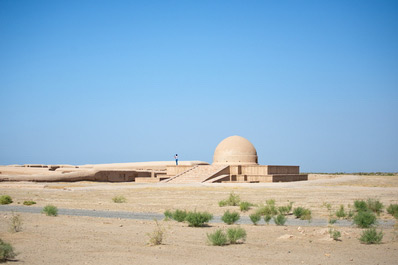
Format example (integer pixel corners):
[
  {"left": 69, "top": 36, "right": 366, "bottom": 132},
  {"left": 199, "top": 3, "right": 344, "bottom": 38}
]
[
  {"left": 249, "top": 213, "right": 261, "bottom": 225},
  {"left": 221, "top": 210, "right": 240, "bottom": 225},
  {"left": 9, "top": 213, "right": 22, "bottom": 233},
  {"left": 0, "top": 239, "right": 16, "bottom": 262},
  {"left": 264, "top": 214, "right": 272, "bottom": 224},
  {"left": 266, "top": 199, "right": 275, "bottom": 206},
  {"left": 0, "top": 195, "right": 12, "bottom": 205},
  {"left": 42, "top": 205, "right": 58, "bottom": 216},
  {"left": 185, "top": 211, "right": 213, "bottom": 227},
  {"left": 329, "top": 228, "right": 341, "bottom": 241},
  {"left": 256, "top": 204, "right": 278, "bottom": 217},
  {"left": 353, "top": 211, "right": 377, "bottom": 228},
  {"left": 359, "top": 228, "right": 383, "bottom": 244},
  {"left": 112, "top": 196, "right": 126, "bottom": 203},
  {"left": 239, "top": 201, "right": 252, "bottom": 212},
  {"left": 227, "top": 227, "right": 247, "bottom": 244},
  {"left": 207, "top": 229, "right": 228, "bottom": 246},
  {"left": 218, "top": 200, "right": 228, "bottom": 207},
  {"left": 172, "top": 210, "right": 187, "bottom": 222},
  {"left": 354, "top": 200, "right": 368, "bottom": 212},
  {"left": 221, "top": 193, "right": 241, "bottom": 206},
  {"left": 147, "top": 220, "right": 165, "bottom": 245},
  {"left": 366, "top": 198, "right": 383, "bottom": 215},
  {"left": 273, "top": 214, "right": 287, "bottom": 226},
  {"left": 336, "top": 205, "right": 347, "bottom": 218},
  {"left": 163, "top": 210, "right": 172, "bottom": 220},
  {"left": 387, "top": 204, "right": 398, "bottom": 219},
  {"left": 23, "top": 200, "right": 36, "bottom": 206},
  {"left": 328, "top": 218, "right": 337, "bottom": 224},
  {"left": 293, "top": 207, "right": 312, "bottom": 221},
  {"left": 278, "top": 206, "right": 289, "bottom": 215}
]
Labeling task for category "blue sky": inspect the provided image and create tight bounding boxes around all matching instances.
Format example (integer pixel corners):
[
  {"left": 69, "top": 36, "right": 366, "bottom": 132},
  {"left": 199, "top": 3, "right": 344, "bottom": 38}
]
[{"left": 0, "top": 0, "right": 397, "bottom": 172}]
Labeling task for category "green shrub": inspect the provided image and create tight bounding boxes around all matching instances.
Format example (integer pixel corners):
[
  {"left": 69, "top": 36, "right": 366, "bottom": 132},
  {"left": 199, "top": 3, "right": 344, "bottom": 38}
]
[
  {"left": 366, "top": 198, "right": 383, "bottom": 215},
  {"left": 387, "top": 204, "right": 398, "bottom": 219},
  {"left": 336, "top": 205, "right": 346, "bottom": 218},
  {"left": 328, "top": 218, "right": 337, "bottom": 224},
  {"left": 221, "top": 210, "right": 240, "bottom": 225},
  {"left": 185, "top": 211, "right": 213, "bottom": 227},
  {"left": 256, "top": 204, "right": 277, "bottom": 217},
  {"left": 273, "top": 214, "right": 287, "bottom": 226},
  {"left": 219, "top": 193, "right": 241, "bottom": 207},
  {"left": 9, "top": 212, "right": 22, "bottom": 233},
  {"left": 278, "top": 206, "right": 289, "bottom": 215},
  {"left": 163, "top": 210, "right": 172, "bottom": 220},
  {"left": 353, "top": 211, "right": 377, "bottom": 228},
  {"left": 0, "top": 195, "right": 13, "bottom": 205},
  {"left": 354, "top": 200, "right": 368, "bottom": 212},
  {"left": 227, "top": 227, "right": 247, "bottom": 244},
  {"left": 23, "top": 200, "right": 36, "bottom": 206},
  {"left": 147, "top": 220, "right": 165, "bottom": 246},
  {"left": 172, "top": 210, "right": 187, "bottom": 222},
  {"left": 329, "top": 228, "right": 341, "bottom": 241},
  {"left": 0, "top": 239, "right": 16, "bottom": 262},
  {"left": 112, "top": 196, "right": 126, "bottom": 203},
  {"left": 293, "top": 207, "right": 312, "bottom": 220},
  {"left": 42, "top": 205, "right": 58, "bottom": 216},
  {"left": 218, "top": 200, "right": 228, "bottom": 207},
  {"left": 264, "top": 214, "right": 272, "bottom": 224},
  {"left": 239, "top": 201, "right": 252, "bottom": 212},
  {"left": 249, "top": 213, "right": 261, "bottom": 225},
  {"left": 266, "top": 199, "right": 275, "bottom": 206},
  {"left": 359, "top": 228, "right": 383, "bottom": 244},
  {"left": 207, "top": 229, "right": 228, "bottom": 246}
]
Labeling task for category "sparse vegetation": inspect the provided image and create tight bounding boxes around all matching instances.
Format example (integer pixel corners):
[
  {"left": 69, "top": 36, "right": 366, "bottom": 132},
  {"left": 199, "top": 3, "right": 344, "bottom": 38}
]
[
  {"left": 221, "top": 210, "right": 240, "bottom": 225},
  {"left": 239, "top": 201, "right": 252, "bottom": 212},
  {"left": 354, "top": 200, "right": 368, "bottom": 212},
  {"left": 329, "top": 228, "right": 341, "bottom": 241},
  {"left": 172, "top": 209, "right": 187, "bottom": 222},
  {"left": 293, "top": 207, "right": 312, "bottom": 221},
  {"left": 0, "top": 195, "right": 12, "bottom": 205},
  {"left": 366, "top": 198, "right": 383, "bottom": 215},
  {"left": 0, "top": 239, "right": 16, "bottom": 262},
  {"left": 147, "top": 220, "right": 165, "bottom": 246},
  {"left": 9, "top": 212, "right": 22, "bottom": 233},
  {"left": 185, "top": 211, "right": 213, "bottom": 227},
  {"left": 163, "top": 210, "right": 172, "bottom": 220},
  {"left": 227, "top": 227, "right": 247, "bottom": 244},
  {"left": 328, "top": 218, "right": 337, "bottom": 224},
  {"left": 273, "top": 214, "right": 287, "bottom": 226},
  {"left": 387, "top": 204, "right": 398, "bottom": 219},
  {"left": 336, "top": 205, "right": 347, "bottom": 218},
  {"left": 207, "top": 229, "right": 228, "bottom": 246},
  {"left": 264, "top": 214, "right": 272, "bottom": 224},
  {"left": 42, "top": 205, "right": 58, "bottom": 216},
  {"left": 353, "top": 211, "right": 377, "bottom": 228},
  {"left": 23, "top": 200, "right": 36, "bottom": 206},
  {"left": 112, "top": 195, "right": 126, "bottom": 203},
  {"left": 218, "top": 193, "right": 241, "bottom": 207},
  {"left": 359, "top": 228, "right": 383, "bottom": 244},
  {"left": 256, "top": 200, "right": 278, "bottom": 217},
  {"left": 249, "top": 213, "right": 261, "bottom": 225}
]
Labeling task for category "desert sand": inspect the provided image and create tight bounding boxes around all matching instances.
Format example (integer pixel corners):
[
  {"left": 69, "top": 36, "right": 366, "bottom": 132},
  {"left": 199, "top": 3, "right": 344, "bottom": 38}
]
[{"left": 1, "top": 174, "right": 397, "bottom": 264}]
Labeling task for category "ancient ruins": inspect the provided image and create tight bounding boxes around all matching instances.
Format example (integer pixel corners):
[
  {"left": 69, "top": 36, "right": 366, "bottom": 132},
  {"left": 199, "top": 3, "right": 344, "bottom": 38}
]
[{"left": 0, "top": 135, "right": 307, "bottom": 183}]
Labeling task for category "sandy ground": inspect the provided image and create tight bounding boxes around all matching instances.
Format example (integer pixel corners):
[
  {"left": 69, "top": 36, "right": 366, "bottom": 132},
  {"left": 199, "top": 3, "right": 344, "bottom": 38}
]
[{"left": 1, "top": 174, "right": 398, "bottom": 264}]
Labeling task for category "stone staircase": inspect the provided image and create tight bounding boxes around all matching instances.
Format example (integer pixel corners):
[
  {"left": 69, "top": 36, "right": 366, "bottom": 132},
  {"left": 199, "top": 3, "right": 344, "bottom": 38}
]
[{"left": 166, "top": 165, "right": 229, "bottom": 183}]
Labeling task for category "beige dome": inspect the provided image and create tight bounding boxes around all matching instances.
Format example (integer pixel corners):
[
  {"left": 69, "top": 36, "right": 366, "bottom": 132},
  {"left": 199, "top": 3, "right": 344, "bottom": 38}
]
[{"left": 213, "top": 135, "right": 258, "bottom": 165}]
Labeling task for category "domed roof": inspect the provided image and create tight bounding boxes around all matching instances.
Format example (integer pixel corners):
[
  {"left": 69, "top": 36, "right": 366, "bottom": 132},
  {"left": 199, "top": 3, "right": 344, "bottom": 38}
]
[{"left": 213, "top": 135, "right": 258, "bottom": 165}]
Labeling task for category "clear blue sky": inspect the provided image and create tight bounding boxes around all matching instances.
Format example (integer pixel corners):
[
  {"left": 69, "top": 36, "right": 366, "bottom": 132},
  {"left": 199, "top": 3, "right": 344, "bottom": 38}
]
[{"left": 0, "top": 0, "right": 397, "bottom": 172}]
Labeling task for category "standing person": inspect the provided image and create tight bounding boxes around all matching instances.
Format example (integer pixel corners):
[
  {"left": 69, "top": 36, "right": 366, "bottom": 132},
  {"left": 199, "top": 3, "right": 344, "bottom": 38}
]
[{"left": 174, "top": 154, "right": 178, "bottom": 165}]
